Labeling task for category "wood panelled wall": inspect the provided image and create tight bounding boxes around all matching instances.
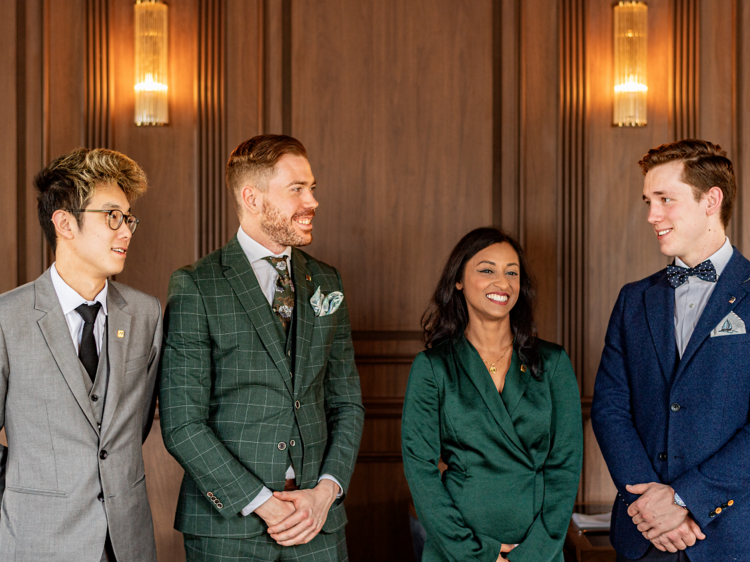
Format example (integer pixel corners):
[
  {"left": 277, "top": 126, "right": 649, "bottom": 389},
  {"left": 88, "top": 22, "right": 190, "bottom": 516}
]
[{"left": 2, "top": 1, "right": 750, "bottom": 560}]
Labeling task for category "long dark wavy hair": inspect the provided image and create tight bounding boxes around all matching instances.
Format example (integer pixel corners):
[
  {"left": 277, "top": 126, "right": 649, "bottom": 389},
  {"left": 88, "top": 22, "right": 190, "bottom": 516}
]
[{"left": 422, "top": 227, "right": 542, "bottom": 379}]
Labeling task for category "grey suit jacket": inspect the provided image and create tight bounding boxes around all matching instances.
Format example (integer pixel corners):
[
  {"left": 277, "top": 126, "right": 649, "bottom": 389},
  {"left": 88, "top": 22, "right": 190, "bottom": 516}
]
[{"left": 0, "top": 269, "right": 162, "bottom": 562}]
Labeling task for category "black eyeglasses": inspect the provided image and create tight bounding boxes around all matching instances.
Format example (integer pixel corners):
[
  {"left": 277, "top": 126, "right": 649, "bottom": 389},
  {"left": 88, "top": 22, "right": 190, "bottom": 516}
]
[{"left": 68, "top": 209, "right": 140, "bottom": 234}]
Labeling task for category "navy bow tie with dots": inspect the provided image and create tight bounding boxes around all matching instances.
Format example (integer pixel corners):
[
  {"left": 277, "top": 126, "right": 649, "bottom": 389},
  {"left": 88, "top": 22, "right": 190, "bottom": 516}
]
[{"left": 667, "top": 260, "right": 717, "bottom": 288}]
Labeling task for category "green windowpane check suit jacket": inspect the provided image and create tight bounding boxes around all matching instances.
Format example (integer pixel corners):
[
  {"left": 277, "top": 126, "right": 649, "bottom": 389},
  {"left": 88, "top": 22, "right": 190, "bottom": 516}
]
[{"left": 159, "top": 236, "right": 365, "bottom": 538}]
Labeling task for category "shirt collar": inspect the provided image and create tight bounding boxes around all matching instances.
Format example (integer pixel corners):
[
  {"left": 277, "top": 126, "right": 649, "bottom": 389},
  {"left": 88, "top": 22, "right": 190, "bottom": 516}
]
[
  {"left": 50, "top": 263, "right": 108, "bottom": 316},
  {"left": 237, "top": 226, "right": 292, "bottom": 263},
  {"left": 675, "top": 237, "right": 733, "bottom": 276}
]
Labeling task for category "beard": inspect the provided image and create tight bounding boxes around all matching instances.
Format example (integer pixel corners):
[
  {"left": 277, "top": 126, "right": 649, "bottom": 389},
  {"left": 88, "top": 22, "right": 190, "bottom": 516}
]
[{"left": 259, "top": 197, "right": 314, "bottom": 248}]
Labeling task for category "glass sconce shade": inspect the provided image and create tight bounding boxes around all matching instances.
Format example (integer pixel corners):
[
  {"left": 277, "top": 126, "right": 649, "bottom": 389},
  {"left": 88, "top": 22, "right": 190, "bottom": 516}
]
[
  {"left": 134, "top": 0, "right": 168, "bottom": 125},
  {"left": 614, "top": 2, "right": 648, "bottom": 127}
]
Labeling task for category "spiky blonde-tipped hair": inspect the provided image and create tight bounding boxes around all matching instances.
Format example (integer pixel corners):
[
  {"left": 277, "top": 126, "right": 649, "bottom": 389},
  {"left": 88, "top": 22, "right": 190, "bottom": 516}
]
[{"left": 35, "top": 147, "right": 148, "bottom": 252}]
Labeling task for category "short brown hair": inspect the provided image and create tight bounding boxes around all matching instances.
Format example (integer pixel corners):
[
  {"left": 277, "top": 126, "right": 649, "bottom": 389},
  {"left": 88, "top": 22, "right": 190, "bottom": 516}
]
[
  {"left": 638, "top": 139, "right": 736, "bottom": 227},
  {"left": 226, "top": 134, "right": 308, "bottom": 210},
  {"left": 35, "top": 147, "right": 148, "bottom": 252}
]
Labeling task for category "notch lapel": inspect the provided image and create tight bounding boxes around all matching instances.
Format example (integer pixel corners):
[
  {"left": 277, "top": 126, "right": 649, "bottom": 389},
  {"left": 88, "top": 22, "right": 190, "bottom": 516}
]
[
  {"left": 501, "top": 350, "right": 532, "bottom": 417},
  {"left": 454, "top": 337, "right": 527, "bottom": 457},
  {"left": 34, "top": 271, "right": 100, "bottom": 435},
  {"left": 645, "top": 271, "right": 677, "bottom": 383},
  {"left": 291, "top": 250, "right": 314, "bottom": 397},
  {"left": 675, "top": 251, "right": 750, "bottom": 383},
  {"left": 222, "top": 237, "right": 293, "bottom": 396},
  {"left": 99, "top": 284, "right": 133, "bottom": 437}
]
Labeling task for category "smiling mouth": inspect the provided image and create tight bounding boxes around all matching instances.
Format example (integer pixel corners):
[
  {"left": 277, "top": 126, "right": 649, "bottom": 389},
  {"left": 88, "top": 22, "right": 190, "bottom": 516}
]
[
  {"left": 112, "top": 248, "right": 127, "bottom": 256},
  {"left": 486, "top": 293, "right": 509, "bottom": 304},
  {"left": 657, "top": 228, "right": 672, "bottom": 239}
]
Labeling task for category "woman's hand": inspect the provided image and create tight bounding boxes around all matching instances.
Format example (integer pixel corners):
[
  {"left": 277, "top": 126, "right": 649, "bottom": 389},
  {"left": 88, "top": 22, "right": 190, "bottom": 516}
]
[{"left": 496, "top": 543, "right": 517, "bottom": 560}]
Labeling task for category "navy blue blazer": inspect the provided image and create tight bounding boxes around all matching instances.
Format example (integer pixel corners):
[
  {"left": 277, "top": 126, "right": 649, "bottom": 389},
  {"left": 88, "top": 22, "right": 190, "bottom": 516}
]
[{"left": 591, "top": 248, "right": 750, "bottom": 562}]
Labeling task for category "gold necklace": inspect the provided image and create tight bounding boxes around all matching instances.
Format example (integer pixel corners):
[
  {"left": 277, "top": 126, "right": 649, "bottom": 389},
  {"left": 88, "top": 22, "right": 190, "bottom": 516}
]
[{"left": 480, "top": 344, "right": 513, "bottom": 375}]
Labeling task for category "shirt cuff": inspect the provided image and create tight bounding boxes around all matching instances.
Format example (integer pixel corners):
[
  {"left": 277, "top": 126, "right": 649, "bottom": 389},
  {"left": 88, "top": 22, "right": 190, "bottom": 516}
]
[
  {"left": 674, "top": 492, "right": 687, "bottom": 508},
  {"left": 241, "top": 486, "right": 274, "bottom": 516},
  {"left": 318, "top": 474, "right": 343, "bottom": 498}
]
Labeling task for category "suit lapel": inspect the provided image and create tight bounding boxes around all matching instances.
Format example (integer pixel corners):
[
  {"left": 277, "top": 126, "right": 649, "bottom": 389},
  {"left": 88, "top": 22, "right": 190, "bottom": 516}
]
[
  {"left": 645, "top": 271, "right": 678, "bottom": 383},
  {"left": 676, "top": 250, "right": 750, "bottom": 382},
  {"left": 454, "top": 336, "right": 527, "bottom": 456},
  {"left": 291, "top": 249, "right": 314, "bottom": 397},
  {"left": 34, "top": 270, "right": 100, "bottom": 435},
  {"left": 222, "top": 237, "right": 293, "bottom": 396},
  {"left": 501, "top": 349, "right": 532, "bottom": 417},
  {"left": 99, "top": 284, "right": 133, "bottom": 437}
]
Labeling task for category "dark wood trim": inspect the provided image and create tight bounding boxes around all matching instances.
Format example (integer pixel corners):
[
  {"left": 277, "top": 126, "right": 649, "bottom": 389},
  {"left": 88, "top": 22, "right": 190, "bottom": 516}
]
[
  {"left": 355, "top": 355, "right": 415, "bottom": 365},
  {"left": 352, "top": 330, "right": 423, "bottom": 341},
  {"left": 85, "top": 0, "right": 112, "bottom": 148},
  {"left": 362, "top": 397, "right": 403, "bottom": 419},
  {"left": 197, "top": 0, "right": 227, "bottom": 257},
  {"left": 357, "top": 452, "right": 403, "bottom": 463},
  {"left": 673, "top": 0, "right": 698, "bottom": 140},
  {"left": 559, "top": 0, "right": 586, "bottom": 381}
]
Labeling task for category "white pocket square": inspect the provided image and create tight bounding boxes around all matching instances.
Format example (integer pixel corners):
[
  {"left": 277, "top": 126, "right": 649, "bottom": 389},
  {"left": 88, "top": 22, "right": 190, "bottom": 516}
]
[
  {"left": 710, "top": 311, "right": 746, "bottom": 337},
  {"left": 310, "top": 287, "right": 344, "bottom": 317}
]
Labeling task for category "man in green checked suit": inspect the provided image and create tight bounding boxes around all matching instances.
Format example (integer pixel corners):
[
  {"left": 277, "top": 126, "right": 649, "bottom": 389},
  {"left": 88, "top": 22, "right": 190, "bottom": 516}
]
[{"left": 159, "top": 135, "right": 365, "bottom": 561}]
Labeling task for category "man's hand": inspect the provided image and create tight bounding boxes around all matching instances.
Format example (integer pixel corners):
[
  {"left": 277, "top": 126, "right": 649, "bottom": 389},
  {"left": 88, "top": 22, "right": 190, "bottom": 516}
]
[
  {"left": 495, "top": 543, "right": 517, "bottom": 560},
  {"left": 626, "top": 482, "right": 688, "bottom": 537},
  {"left": 266, "top": 479, "right": 339, "bottom": 546},
  {"left": 254, "top": 495, "right": 296, "bottom": 527},
  {"left": 649, "top": 517, "right": 705, "bottom": 552}
]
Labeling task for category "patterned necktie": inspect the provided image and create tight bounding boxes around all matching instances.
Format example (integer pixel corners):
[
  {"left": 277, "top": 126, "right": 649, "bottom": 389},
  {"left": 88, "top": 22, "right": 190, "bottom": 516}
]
[
  {"left": 76, "top": 302, "right": 102, "bottom": 383},
  {"left": 666, "top": 259, "right": 717, "bottom": 288},
  {"left": 263, "top": 256, "right": 294, "bottom": 332}
]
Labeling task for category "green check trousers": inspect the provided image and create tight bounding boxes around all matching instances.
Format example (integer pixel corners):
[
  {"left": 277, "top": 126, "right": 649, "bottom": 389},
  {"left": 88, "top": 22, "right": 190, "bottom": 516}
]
[{"left": 184, "top": 530, "right": 348, "bottom": 562}]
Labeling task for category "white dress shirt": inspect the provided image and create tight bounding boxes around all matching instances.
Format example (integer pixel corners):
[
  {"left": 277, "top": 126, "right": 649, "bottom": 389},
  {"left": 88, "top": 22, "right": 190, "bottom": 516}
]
[
  {"left": 674, "top": 237, "right": 733, "bottom": 357},
  {"left": 236, "top": 227, "right": 342, "bottom": 515},
  {"left": 50, "top": 263, "right": 108, "bottom": 354}
]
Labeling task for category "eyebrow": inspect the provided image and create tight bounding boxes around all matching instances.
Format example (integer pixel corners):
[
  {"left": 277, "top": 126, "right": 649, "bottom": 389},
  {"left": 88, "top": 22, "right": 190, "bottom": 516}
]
[
  {"left": 101, "top": 202, "right": 130, "bottom": 212},
  {"left": 477, "top": 260, "right": 519, "bottom": 267},
  {"left": 643, "top": 190, "right": 673, "bottom": 201},
  {"left": 285, "top": 179, "right": 316, "bottom": 189}
]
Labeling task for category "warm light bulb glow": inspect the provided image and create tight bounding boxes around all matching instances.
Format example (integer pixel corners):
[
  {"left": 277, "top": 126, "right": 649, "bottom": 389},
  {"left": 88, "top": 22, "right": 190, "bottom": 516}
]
[
  {"left": 135, "top": 1, "right": 168, "bottom": 125},
  {"left": 613, "top": 2, "right": 648, "bottom": 127}
]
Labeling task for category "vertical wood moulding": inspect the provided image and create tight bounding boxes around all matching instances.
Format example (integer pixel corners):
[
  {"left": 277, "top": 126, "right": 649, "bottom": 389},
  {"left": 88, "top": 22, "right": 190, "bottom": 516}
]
[
  {"left": 673, "top": 0, "right": 698, "bottom": 140},
  {"left": 732, "top": 0, "right": 744, "bottom": 249},
  {"left": 493, "top": 0, "right": 522, "bottom": 237},
  {"left": 197, "top": 0, "right": 227, "bottom": 257},
  {"left": 85, "top": 0, "right": 112, "bottom": 149},
  {"left": 559, "top": 0, "right": 586, "bottom": 380}
]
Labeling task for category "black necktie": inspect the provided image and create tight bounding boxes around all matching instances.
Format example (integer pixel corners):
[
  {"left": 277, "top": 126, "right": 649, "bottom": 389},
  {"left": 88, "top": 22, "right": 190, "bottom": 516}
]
[
  {"left": 76, "top": 302, "right": 102, "bottom": 383},
  {"left": 666, "top": 260, "right": 718, "bottom": 288}
]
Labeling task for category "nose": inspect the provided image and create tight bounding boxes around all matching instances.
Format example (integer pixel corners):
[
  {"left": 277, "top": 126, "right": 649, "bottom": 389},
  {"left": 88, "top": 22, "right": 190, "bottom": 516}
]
[
  {"left": 117, "top": 219, "right": 133, "bottom": 240},
  {"left": 304, "top": 189, "right": 319, "bottom": 210},
  {"left": 647, "top": 203, "right": 661, "bottom": 225}
]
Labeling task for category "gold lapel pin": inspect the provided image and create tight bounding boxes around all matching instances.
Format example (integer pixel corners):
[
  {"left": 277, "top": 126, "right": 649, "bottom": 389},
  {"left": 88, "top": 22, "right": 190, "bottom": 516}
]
[
  {"left": 117, "top": 330, "right": 125, "bottom": 338},
  {"left": 305, "top": 275, "right": 312, "bottom": 281},
  {"left": 730, "top": 297, "right": 736, "bottom": 304},
  {"left": 520, "top": 365, "right": 527, "bottom": 372}
]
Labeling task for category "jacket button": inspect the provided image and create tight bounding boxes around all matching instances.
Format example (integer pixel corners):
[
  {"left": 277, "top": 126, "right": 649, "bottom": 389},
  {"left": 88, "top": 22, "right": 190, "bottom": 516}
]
[
  {"left": 91, "top": 394, "right": 99, "bottom": 402},
  {"left": 722, "top": 503, "right": 728, "bottom": 509},
  {"left": 207, "top": 492, "right": 214, "bottom": 498},
  {"left": 715, "top": 507, "right": 723, "bottom": 514},
  {"left": 295, "top": 400, "right": 301, "bottom": 409},
  {"left": 99, "top": 450, "right": 108, "bottom": 460},
  {"left": 670, "top": 403, "right": 681, "bottom": 412},
  {"left": 287, "top": 350, "right": 291, "bottom": 357},
  {"left": 728, "top": 500, "right": 734, "bottom": 506},
  {"left": 278, "top": 442, "right": 287, "bottom": 451},
  {"left": 217, "top": 502, "right": 223, "bottom": 508},
  {"left": 658, "top": 452, "right": 667, "bottom": 461},
  {"left": 709, "top": 511, "right": 716, "bottom": 518},
  {"left": 97, "top": 492, "right": 104, "bottom": 502},
  {"left": 290, "top": 440, "right": 296, "bottom": 447}
]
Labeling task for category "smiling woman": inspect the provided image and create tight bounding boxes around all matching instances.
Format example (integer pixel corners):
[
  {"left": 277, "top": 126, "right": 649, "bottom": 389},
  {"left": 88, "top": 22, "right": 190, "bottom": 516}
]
[{"left": 402, "top": 227, "right": 583, "bottom": 562}]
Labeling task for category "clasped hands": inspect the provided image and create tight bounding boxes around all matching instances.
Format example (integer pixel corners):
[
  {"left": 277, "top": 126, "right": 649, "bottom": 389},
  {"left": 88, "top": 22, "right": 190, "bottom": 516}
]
[
  {"left": 254, "top": 479, "right": 339, "bottom": 546},
  {"left": 626, "top": 482, "right": 705, "bottom": 553}
]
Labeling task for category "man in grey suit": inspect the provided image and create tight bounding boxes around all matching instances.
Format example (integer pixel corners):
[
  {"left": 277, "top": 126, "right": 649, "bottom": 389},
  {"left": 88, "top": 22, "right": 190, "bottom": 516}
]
[{"left": 0, "top": 148, "right": 162, "bottom": 562}]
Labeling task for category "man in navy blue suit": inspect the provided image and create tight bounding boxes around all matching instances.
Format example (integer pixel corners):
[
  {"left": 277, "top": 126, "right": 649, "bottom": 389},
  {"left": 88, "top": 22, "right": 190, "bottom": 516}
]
[{"left": 592, "top": 140, "right": 750, "bottom": 562}]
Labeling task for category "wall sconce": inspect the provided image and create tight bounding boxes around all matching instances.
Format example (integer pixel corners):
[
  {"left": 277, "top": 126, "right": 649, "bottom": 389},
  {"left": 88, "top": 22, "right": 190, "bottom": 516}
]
[
  {"left": 613, "top": 1, "right": 648, "bottom": 127},
  {"left": 134, "top": 0, "right": 169, "bottom": 125}
]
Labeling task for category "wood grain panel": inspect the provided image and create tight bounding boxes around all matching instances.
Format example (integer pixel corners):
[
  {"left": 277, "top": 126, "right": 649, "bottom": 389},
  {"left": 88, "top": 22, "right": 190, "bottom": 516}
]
[
  {"left": 291, "top": 0, "right": 493, "bottom": 332},
  {"left": 197, "top": 0, "right": 227, "bottom": 256},
  {"left": 520, "top": 0, "right": 560, "bottom": 342},
  {"left": 111, "top": 0, "right": 198, "bottom": 306},
  {"left": 0, "top": 0, "right": 18, "bottom": 294},
  {"left": 738, "top": 0, "right": 750, "bottom": 253}
]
